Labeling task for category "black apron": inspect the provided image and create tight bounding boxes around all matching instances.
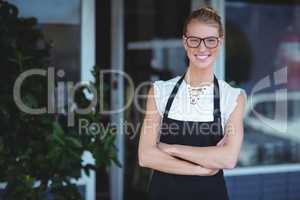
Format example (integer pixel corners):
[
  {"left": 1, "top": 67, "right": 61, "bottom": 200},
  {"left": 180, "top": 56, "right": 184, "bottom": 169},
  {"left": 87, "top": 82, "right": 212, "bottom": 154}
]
[{"left": 148, "top": 72, "right": 229, "bottom": 200}]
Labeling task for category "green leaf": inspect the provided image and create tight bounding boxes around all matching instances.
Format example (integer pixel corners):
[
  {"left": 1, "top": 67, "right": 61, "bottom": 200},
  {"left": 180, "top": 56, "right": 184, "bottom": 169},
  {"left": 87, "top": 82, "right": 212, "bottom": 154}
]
[
  {"left": 82, "top": 164, "right": 96, "bottom": 177},
  {"left": 65, "top": 137, "right": 82, "bottom": 148},
  {"left": 52, "top": 121, "right": 64, "bottom": 137},
  {"left": 52, "top": 133, "right": 65, "bottom": 146}
]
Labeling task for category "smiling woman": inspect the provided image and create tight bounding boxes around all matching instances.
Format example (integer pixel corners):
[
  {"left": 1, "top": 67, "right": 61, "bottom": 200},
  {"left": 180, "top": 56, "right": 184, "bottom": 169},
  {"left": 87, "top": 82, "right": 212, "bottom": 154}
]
[
  {"left": 182, "top": 7, "right": 224, "bottom": 73},
  {"left": 138, "top": 6, "right": 246, "bottom": 200}
]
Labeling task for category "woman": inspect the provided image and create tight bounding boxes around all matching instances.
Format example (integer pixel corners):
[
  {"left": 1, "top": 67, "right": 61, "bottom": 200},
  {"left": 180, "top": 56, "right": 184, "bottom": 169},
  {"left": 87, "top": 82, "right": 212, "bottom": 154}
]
[{"left": 138, "top": 6, "right": 246, "bottom": 200}]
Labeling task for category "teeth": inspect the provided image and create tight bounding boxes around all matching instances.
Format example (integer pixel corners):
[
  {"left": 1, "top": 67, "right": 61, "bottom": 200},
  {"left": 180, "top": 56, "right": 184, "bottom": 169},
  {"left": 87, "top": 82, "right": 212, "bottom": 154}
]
[{"left": 195, "top": 55, "right": 209, "bottom": 60}]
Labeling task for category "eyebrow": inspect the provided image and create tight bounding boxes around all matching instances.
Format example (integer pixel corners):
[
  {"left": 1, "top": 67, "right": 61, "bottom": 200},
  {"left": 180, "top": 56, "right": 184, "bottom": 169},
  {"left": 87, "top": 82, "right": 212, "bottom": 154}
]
[{"left": 184, "top": 35, "right": 220, "bottom": 38}]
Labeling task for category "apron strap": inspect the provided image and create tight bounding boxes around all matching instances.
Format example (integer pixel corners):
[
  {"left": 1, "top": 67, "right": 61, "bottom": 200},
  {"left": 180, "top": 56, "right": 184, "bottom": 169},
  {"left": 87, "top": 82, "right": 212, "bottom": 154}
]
[
  {"left": 213, "top": 75, "right": 221, "bottom": 118},
  {"left": 162, "top": 72, "right": 186, "bottom": 119}
]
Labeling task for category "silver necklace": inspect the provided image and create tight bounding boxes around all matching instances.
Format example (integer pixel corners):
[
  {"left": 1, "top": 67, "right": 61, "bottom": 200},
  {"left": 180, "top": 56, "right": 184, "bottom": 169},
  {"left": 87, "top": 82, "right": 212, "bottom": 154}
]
[{"left": 186, "top": 83, "right": 211, "bottom": 105}]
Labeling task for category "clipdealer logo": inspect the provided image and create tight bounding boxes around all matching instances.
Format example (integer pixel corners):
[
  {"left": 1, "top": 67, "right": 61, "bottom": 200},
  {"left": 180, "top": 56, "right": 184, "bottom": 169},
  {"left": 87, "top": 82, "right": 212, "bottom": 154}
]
[
  {"left": 248, "top": 67, "right": 288, "bottom": 133},
  {"left": 13, "top": 68, "right": 135, "bottom": 128}
]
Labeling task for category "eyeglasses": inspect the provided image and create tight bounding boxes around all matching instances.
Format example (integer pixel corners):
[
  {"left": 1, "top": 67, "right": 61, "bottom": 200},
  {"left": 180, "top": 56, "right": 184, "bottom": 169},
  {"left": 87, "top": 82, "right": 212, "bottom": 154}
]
[{"left": 184, "top": 35, "right": 220, "bottom": 49}]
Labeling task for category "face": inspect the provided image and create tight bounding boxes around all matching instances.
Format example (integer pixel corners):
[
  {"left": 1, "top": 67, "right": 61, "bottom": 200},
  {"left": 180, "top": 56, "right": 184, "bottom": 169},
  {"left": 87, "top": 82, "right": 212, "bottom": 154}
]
[{"left": 183, "top": 20, "right": 223, "bottom": 70}]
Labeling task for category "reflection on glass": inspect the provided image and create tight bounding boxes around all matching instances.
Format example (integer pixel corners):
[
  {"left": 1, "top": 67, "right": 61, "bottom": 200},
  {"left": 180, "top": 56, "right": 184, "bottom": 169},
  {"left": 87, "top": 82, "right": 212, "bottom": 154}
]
[
  {"left": 11, "top": 0, "right": 81, "bottom": 82},
  {"left": 226, "top": 2, "right": 300, "bottom": 167},
  {"left": 42, "top": 24, "right": 81, "bottom": 82}
]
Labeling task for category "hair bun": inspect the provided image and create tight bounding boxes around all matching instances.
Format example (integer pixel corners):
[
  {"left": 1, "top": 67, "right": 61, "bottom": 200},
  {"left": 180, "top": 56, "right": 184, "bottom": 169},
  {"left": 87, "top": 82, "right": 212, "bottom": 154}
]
[
  {"left": 183, "top": 5, "right": 224, "bottom": 37},
  {"left": 200, "top": 6, "right": 217, "bottom": 14}
]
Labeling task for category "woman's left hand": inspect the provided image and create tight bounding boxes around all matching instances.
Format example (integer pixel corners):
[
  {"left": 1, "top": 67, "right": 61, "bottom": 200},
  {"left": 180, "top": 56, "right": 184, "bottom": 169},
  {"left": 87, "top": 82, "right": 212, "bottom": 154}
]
[{"left": 217, "top": 134, "right": 228, "bottom": 147}]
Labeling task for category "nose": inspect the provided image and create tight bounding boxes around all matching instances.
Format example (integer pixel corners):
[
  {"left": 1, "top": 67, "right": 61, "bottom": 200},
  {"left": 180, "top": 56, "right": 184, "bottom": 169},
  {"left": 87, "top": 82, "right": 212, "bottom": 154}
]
[{"left": 198, "top": 40, "right": 207, "bottom": 51}]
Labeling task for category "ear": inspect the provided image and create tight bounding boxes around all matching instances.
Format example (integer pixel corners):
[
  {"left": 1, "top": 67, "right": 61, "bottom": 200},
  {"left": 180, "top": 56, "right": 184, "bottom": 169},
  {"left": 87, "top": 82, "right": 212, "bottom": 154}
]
[{"left": 218, "top": 36, "right": 224, "bottom": 46}]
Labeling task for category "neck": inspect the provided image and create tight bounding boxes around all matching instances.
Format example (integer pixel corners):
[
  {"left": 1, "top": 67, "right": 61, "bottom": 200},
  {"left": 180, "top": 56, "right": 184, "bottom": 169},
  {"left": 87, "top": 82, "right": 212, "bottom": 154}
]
[{"left": 184, "top": 65, "right": 214, "bottom": 87}]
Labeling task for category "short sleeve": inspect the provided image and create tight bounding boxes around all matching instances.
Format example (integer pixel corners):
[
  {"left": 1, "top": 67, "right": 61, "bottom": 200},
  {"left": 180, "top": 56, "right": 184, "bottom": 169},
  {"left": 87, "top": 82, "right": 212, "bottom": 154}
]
[
  {"left": 152, "top": 80, "right": 164, "bottom": 116},
  {"left": 224, "top": 87, "right": 247, "bottom": 123}
]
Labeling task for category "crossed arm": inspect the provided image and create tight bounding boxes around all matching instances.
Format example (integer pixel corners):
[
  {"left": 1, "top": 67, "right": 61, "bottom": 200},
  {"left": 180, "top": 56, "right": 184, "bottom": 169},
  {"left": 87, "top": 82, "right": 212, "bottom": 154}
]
[
  {"left": 138, "top": 86, "right": 246, "bottom": 176},
  {"left": 158, "top": 92, "right": 245, "bottom": 169}
]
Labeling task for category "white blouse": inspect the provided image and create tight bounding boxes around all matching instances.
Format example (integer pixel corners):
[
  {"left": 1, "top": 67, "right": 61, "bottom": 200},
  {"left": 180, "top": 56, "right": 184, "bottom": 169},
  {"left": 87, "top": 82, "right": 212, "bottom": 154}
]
[{"left": 152, "top": 76, "right": 246, "bottom": 131}]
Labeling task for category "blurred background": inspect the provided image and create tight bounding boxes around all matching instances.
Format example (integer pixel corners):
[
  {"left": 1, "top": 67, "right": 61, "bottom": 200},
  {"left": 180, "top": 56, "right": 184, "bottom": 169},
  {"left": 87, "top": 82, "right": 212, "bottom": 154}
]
[{"left": 1, "top": 0, "right": 300, "bottom": 199}]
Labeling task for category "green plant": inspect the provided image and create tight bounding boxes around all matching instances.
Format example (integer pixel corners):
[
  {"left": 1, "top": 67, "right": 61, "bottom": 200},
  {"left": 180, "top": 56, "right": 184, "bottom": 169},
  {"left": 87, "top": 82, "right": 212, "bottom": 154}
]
[{"left": 0, "top": 1, "right": 119, "bottom": 199}]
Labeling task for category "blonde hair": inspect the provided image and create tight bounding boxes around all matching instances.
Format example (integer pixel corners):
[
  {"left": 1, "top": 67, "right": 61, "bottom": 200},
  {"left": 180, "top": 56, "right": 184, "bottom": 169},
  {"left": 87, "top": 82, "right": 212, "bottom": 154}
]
[{"left": 182, "top": 6, "right": 224, "bottom": 37}]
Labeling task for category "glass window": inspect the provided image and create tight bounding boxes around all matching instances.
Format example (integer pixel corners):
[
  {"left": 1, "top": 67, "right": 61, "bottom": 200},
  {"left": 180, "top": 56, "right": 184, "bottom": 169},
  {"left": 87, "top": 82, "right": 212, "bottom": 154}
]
[
  {"left": 10, "top": 0, "right": 81, "bottom": 82},
  {"left": 226, "top": 1, "right": 300, "bottom": 167}
]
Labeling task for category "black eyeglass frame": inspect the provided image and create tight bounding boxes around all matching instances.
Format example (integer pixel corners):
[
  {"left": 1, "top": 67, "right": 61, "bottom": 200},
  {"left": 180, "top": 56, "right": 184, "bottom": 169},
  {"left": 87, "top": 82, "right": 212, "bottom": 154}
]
[{"left": 183, "top": 35, "right": 221, "bottom": 49}]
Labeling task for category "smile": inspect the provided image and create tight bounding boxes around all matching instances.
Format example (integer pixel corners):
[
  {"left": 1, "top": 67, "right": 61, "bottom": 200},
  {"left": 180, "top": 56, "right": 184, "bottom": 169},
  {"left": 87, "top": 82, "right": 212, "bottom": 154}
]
[{"left": 194, "top": 54, "right": 211, "bottom": 61}]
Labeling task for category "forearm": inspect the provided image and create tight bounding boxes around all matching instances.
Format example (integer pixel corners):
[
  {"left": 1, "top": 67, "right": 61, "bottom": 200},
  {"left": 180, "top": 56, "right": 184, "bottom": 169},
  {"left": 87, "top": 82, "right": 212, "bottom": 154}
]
[
  {"left": 171, "top": 145, "right": 237, "bottom": 169},
  {"left": 157, "top": 91, "right": 245, "bottom": 170},
  {"left": 139, "top": 147, "right": 218, "bottom": 176}
]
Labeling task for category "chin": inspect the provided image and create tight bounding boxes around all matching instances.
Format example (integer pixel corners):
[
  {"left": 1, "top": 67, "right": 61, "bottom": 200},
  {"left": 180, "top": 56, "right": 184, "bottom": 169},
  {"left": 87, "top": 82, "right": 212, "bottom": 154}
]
[
  {"left": 188, "top": 53, "right": 216, "bottom": 70},
  {"left": 190, "top": 60, "right": 214, "bottom": 70}
]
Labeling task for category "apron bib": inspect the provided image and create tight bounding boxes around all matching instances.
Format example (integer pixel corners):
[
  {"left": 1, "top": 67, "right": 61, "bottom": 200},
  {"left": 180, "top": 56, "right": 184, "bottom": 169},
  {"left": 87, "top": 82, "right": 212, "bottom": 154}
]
[{"left": 148, "top": 72, "right": 229, "bottom": 200}]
